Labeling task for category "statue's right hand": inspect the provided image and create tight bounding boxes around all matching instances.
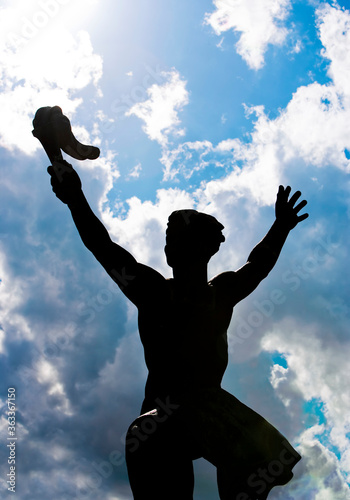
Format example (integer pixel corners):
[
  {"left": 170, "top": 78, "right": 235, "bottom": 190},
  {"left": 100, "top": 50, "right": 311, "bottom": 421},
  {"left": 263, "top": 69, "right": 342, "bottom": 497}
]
[{"left": 47, "top": 160, "right": 82, "bottom": 204}]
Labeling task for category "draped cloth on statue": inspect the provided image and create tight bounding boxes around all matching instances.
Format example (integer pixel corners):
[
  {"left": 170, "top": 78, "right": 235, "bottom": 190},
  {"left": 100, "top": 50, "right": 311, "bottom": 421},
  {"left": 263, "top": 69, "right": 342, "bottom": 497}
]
[{"left": 176, "top": 387, "right": 301, "bottom": 493}]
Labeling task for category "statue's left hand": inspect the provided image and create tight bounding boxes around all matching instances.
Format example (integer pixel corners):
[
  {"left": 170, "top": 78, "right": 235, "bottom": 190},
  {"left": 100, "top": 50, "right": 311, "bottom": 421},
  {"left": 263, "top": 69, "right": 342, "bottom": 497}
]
[{"left": 275, "top": 185, "right": 309, "bottom": 230}]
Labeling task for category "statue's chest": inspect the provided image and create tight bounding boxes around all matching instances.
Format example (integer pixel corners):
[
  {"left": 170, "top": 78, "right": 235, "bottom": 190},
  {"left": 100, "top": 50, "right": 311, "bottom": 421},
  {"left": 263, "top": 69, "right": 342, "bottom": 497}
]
[{"left": 138, "top": 283, "right": 232, "bottom": 343}]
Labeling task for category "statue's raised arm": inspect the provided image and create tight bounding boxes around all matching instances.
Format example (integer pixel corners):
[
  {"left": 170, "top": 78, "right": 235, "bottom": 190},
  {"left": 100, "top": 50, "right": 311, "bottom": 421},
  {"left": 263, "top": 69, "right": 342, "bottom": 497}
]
[
  {"left": 211, "top": 185, "right": 309, "bottom": 305},
  {"left": 34, "top": 106, "right": 165, "bottom": 305}
]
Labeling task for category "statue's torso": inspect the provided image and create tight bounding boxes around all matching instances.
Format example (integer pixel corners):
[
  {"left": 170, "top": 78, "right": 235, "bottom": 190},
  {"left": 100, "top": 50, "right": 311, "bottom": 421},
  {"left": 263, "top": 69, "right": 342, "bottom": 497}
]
[{"left": 137, "top": 278, "right": 234, "bottom": 410}]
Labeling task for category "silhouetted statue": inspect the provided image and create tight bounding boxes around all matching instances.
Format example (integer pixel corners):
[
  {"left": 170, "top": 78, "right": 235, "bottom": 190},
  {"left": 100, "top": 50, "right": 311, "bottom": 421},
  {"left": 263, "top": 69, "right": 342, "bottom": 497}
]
[{"left": 35, "top": 107, "right": 308, "bottom": 499}]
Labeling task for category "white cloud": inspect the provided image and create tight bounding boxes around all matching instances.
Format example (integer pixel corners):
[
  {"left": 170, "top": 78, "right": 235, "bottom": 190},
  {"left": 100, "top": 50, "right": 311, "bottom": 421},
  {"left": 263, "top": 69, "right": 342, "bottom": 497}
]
[
  {"left": 262, "top": 320, "right": 350, "bottom": 485},
  {"left": 317, "top": 3, "right": 350, "bottom": 100},
  {"left": 74, "top": 148, "right": 120, "bottom": 213},
  {"left": 293, "top": 426, "right": 350, "bottom": 499},
  {"left": 125, "top": 69, "right": 189, "bottom": 147},
  {"left": 247, "top": 4, "right": 350, "bottom": 173},
  {"left": 0, "top": 2, "right": 103, "bottom": 155},
  {"left": 205, "top": 0, "right": 291, "bottom": 69},
  {"left": 0, "top": 249, "right": 33, "bottom": 344},
  {"left": 160, "top": 108, "right": 284, "bottom": 206},
  {"left": 292, "top": 39, "right": 302, "bottom": 54},
  {"left": 1, "top": 3, "right": 350, "bottom": 499},
  {"left": 36, "top": 359, "right": 73, "bottom": 416},
  {"left": 162, "top": 9, "right": 350, "bottom": 193},
  {"left": 101, "top": 187, "right": 195, "bottom": 274},
  {"left": 126, "top": 162, "right": 142, "bottom": 180},
  {"left": 161, "top": 140, "right": 214, "bottom": 181}
]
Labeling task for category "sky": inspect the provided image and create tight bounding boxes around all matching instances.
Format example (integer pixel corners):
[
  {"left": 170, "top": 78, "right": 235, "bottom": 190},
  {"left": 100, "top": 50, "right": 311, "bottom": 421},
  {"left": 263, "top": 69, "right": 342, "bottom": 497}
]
[{"left": 0, "top": 0, "right": 350, "bottom": 498}]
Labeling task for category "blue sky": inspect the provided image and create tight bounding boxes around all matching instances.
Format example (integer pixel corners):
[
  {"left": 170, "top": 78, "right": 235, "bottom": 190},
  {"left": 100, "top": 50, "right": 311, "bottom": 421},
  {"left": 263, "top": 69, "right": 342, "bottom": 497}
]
[{"left": 0, "top": 0, "right": 350, "bottom": 498}]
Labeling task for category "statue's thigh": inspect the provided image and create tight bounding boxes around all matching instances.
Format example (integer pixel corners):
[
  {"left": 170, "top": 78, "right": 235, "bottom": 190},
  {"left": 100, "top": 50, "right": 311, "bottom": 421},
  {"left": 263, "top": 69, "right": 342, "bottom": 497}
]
[{"left": 125, "top": 411, "right": 195, "bottom": 500}]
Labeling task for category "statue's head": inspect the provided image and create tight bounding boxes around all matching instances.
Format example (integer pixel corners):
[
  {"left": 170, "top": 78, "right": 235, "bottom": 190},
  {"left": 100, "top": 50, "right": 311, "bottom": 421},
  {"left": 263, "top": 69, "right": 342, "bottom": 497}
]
[{"left": 164, "top": 209, "right": 225, "bottom": 268}]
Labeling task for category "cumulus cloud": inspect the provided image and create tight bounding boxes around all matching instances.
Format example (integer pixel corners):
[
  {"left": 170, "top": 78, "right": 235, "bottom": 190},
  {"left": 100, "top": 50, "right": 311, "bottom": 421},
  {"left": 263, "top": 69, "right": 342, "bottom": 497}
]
[
  {"left": 262, "top": 320, "right": 350, "bottom": 464},
  {"left": 0, "top": 4, "right": 127, "bottom": 499},
  {"left": 1, "top": 2, "right": 350, "bottom": 499},
  {"left": 126, "top": 163, "right": 142, "bottom": 180},
  {"left": 0, "top": 187, "right": 133, "bottom": 499},
  {"left": 205, "top": 0, "right": 292, "bottom": 69},
  {"left": 0, "top": 1, "right": 103, "bottom": 155},
  {"left": 268, "top": 424, "right": 350, "bottom": 499},
  {"left": 101, "top": 187, "right": 195, "bottom": 274},
  {"left": 162, "top": 4, "right": 350, "bottom": 196},
  {"left": 317, "top": 3, "right": 350, "bottom": 100},
  {"left": 125, "top": 69, "right": 189, "bottom": 147},
  {"left": 161, "top": 121, "right": 283, "bottom": 206}
]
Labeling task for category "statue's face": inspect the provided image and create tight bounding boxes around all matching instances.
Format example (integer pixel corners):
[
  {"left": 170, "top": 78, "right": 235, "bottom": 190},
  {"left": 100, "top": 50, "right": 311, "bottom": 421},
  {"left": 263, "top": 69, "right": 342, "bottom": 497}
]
[{"left": 164, "top": 238, "right": 209, "bottom": 269}]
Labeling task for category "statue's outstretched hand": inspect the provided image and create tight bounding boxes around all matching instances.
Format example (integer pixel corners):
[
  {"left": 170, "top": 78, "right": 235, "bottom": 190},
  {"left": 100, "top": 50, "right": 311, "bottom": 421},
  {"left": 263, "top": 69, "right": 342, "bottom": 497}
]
[
  {"left": 275, "top": 185, "right": 309, "bottom": 230},
  {"left": 47, "top": 160, "right": 82, "bottom": 205}
]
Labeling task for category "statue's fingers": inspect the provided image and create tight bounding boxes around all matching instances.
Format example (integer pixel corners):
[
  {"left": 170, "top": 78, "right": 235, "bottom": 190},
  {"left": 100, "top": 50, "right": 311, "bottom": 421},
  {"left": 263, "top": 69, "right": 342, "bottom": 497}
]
[
  {"left": 48, "top": 166, "right": 60, "bottom": 185},
  {"left": 294, "top": 199, "right": 307, "bottom": 214},
  {"left": 49, "top": 168, "right": 65, "bottom": 189},
  {"left": 277, "top": 185, "right": 290, "bottom": 202},
  {"left": 297, "top": 212, "right": 309, "bottom": 223},
  {"left": 288, "top": 190, "right": 301, "bottom": 206}
]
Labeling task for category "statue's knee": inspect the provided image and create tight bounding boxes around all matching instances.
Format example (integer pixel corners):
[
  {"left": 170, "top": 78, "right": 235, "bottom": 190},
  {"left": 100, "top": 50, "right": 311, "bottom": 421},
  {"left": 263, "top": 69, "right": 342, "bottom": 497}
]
[{"left": 125, "top": 422, "right": 141, "bottom": 455}]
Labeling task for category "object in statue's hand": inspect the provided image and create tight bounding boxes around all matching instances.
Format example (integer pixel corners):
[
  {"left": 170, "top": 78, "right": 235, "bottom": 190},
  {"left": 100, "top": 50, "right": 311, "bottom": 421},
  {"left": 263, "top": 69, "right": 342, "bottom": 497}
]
[{"left": 32, "top": 106, "right": 100, "bottom": 163}]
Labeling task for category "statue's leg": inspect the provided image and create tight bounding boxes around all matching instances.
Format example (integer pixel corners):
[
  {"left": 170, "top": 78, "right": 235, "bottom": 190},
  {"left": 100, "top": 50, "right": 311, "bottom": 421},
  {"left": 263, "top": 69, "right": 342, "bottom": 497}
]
[{"left": 125, "top": 411, "right": 195, "bottom": 500}]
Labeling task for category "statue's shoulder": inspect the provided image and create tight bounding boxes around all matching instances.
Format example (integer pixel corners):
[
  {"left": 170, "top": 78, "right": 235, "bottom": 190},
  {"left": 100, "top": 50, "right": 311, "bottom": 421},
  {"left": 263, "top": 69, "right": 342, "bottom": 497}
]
[
  {"left": 208, "top": 271, "right": 240, "bottom": 306},
  {"left": 136, "top": 263, "right": 167, "bottom": 283},
  {"left": 209, "top": 271, "right": 237, "bottom": 288},
  {"left": 126, "top": 263, "right": 168, "bottom": 307}
]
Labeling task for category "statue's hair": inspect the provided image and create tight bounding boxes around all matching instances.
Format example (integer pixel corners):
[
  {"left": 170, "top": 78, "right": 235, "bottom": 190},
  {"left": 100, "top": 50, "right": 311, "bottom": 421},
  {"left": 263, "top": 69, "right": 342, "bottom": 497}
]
[{"left": 165, "top": 209, "right": 225, "bottom": 264}]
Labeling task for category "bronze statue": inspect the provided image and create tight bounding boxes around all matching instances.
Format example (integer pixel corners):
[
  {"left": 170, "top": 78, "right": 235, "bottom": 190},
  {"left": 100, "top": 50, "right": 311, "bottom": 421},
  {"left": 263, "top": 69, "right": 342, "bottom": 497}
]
[{"left": 34, "top": 107, "right": 308, "bottom": 499}]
